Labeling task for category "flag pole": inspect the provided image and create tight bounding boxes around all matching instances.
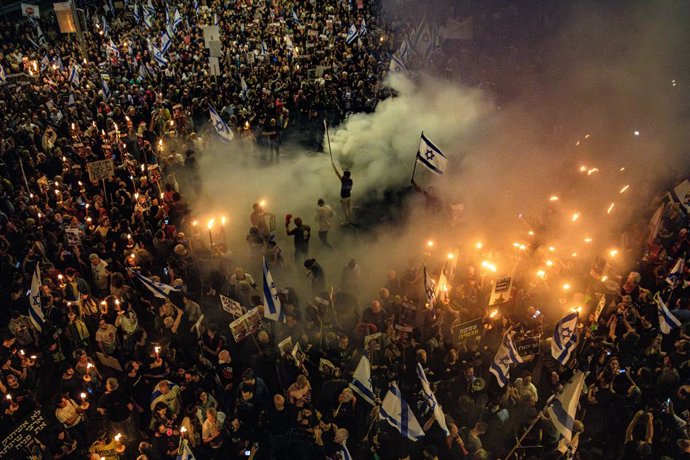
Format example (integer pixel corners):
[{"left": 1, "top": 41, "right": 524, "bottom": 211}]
[
  {"left": 502, "top": 411, "right": 543, "bottom": 460},
  {"left": 324, "top": 118, "right": 335, "bottom": 168},
  {"left": 411, "top": 131, "right": 421, "bottom": 184}
]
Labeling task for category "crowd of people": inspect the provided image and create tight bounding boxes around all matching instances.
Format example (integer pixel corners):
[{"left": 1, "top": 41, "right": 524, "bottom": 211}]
[{"left": 0, "top": 1, "right": 690, "bottom": 460}]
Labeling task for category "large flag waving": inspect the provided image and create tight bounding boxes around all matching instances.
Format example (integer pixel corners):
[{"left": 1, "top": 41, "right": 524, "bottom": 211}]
[
  {"left": 129, "top": 269, "right": 179, "bottom": 299},
  {"left": 389, "top": 54, "right": 408, "bottom": 74},
  {"left": 29, "top": 264, "right": 45, "bottom": 332},
  {"left": 490, "top": 328, "right": 523, "bottom": 387},
  {"left": 345, "top": 24, "right": 358, "bottom": 45},
  {"left": 349, "top": 355, "right": 375, "bottom": 405},
  {"left": 416, "top": 362, "right": 450, "bottom": 436},
  {"left": 379, "top": 383, "right": 425, "bottom": 441},
  {"left": 546, "top": 371, "right": 585, "bottom": 442},
  {"left": 417, "top": 132, "right": 447, "bottom": 175},
  {"left": 209, "top": 105, "right": 235, "bottom": 142},
  {"left": 262, "top": 257, "right": 284, "bottom": 322},
  {"left": 551, "top": 311, "right": 578, "bottom": 365},
  {"left": 654, "top": 291, "right": 681, "bottom": 334},
  {"left": 68, "top": 66, "right": 80, "bottom": 87}
]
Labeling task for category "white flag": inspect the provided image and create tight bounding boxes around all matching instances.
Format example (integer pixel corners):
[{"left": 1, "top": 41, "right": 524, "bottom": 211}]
[
  {"left": 490, "top": 328, "right": 523, "bottom": 387},
  {"left": 129, "top": 269, "right": 179, "bottom": 299},
  {"left": 416, "top": 362, "right": 449, "bottom": 436},
  {"left": 345, "top": 24, "right": 358, "bottom": 45},
  {"left": 551, "top": 311, "right": 579, "bottom": 365}
]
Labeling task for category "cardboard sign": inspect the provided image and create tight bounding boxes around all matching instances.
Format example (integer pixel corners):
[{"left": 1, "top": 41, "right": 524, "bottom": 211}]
[
  {"left": 208, "top": 57, "right": 221, "bottom": 76},
  {"left": 208, "top": 41, "right": 222, "bottom": 57},
  {"left": 0, "top": 410, "right": 47, "bottom": 457},
  {"left": 278, "top": 336, "right": 293, "bottom": 355},
  {"left": 229, "top": 307, "right": 262, "bottom": 342},
  {"left": 291, "top": 342, "right": 306, "bottom": 365},
  {"left": 202, "top": 26, "right": 221, "bottom": 43},
  {"left": 395, "top": 324, "right": 413, "bottom": 344},
  {"left": 515, "top": 336, "right": 541, "bottom": 359},
  {"left": 364, "top": 332, "right": 383, "bottom": 351},
  {"left": 65, "top": 227, "right": 81, "bottom": 246},
  {"left": 399, "top": 302, "right": 417, "bottom": 327},
  {"left": 452, "top": 317, "right": 483, "bottom": 343},
  {"left": 220, "top": 294, "right": 243, "bottom": 317},
  {"left": 96, "top": 352, "right": 123, "bottom": 372},
  {"left": 86, "top": 159, "right": 115, "bottom": 182},
  {"left": 489, "top": 275, "right": 513, "bottom": 305},
  {"left": 21, "top": 3, "right": 40, "bottom": 18}
]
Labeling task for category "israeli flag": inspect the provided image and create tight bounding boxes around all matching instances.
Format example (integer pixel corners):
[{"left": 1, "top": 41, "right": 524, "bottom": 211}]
[
  {"left": 214, "top": 12, "right": 219, "bottom": 26},
  {"left": 414, "top": 16, "right": 433, "bottom": 57},
  {"left": 260, "top": 41, "right": 268, "bottom": 55},
  {"left": 102, "top": 79, "right": 111, "bottom": 102},
  {"left": 177, "top": 439, "right": 197, "bottom": 460},
  {"left": 165, "top": 3, "right": 170, "bottom": 24},
  {"left": 56, "top": 56, "right": 64, "bottom": 72},
  {"left": 490, "top": 328, "right": 523, "bottom": 387},
  {"left": 416, "top": 132, "right": 447, "bottom": 175},
  {"left": 161, "top": 30, "right": 173, "bottom": 54},
  {"left": 174, "top": 9, "right": 183, "bottom": 29},
  {"left": 551, "top": 311, "right": 579, "bottom": 365},
  {"left": 546, "top": 371, "right": 585, "bottom": 442},
  {"left": 292, "top": 9, "right": 300, "bottom": 23},
  {"left": 262, "top": 256, "right": 285, "bottom": 322},
  {"left": 240, "top": 75, "right": 248, "bottom": 99},
  {"left": 0, "top": 63, "right": 7, "bottom": 83},
  {"left": 40, "top": 55, "right": 50, "bottom": 72},
  {"left": 423, "top": 265, "right": 436, "bottom": 307},
  {"left": 133, "top": 4, "right": 140, "bottom": 23},
  {"left": 102, "top": 15, "right": 110, "bottom": 37},
  {"left": 655, "top": 291, "right": 681, "bottom": 334},
  {"left": 346, "top": 24, "right": 358, "bottom": 45},
  {"left": 129, "top": 269, "right": 180, "bottom": 299},
  {"left": 68, "top": 93, "right": 76, "bottom": 106},
  {"left": 398, "top": 37, "right": 411, "bottom": 63},
  {"left": 107, "top": 40, "right": 121, "bottom": 58},
  {"left": 69, "top": 66, "right": 80, "bottom": 86},
  {"left": 417, "top": 362, "right": 449, "bottom": 436},
  {"left": 360, "top": 19, "right": 367, "bottom": 36},
  {"left": 349, "top": 355, "right": 375, "bottom": 405},
  {"left": 36, "top": 24, "right": 47, "bottom": 45},
  {"left": 209, "top": 104, "right": 235, "bottom": 142},
  {"left": 339, "top": 442, "right": 352, "bottom": 460},
  {"left": 29, "top": 264, "right": 45, "bottom": 332},
  {"left": 379, "top": 383, "right": 425, "bottom": 441},
  {"left": 666, "top": 257, "right": 685, "bottom": 286},
  {"left": 152, "top": 45, "right": 169, "bottom": 67}
]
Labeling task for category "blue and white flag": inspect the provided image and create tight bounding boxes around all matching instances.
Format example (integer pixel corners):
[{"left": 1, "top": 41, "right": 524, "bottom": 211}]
[
  {"left": 292, "top": 9, "right": 300, "bottom": 23},
  {"left": 379, "top": 383, "right": 425, "bottom": 441},
  {"left": 0, "top": 63, "right": 7, "bottom": 83},
  {"left": 398, "top": 37, "right": 411, "bottom": 63},
  {"left": 551, "top": 311, "right": 579, "bottom": 365},
  {"left": 173, "top": 9, "right": 183, "bottom": 29},
  {"left": 214, "top": 12, "right": 219, "bottom": 26},
  {"left": 209, "top": 104, "right": 235, "bottom": 142},
  {"left": 360, "top": 19, "right": 367, "bottom": 36},
  {"left": 164, "top": 3, "right": 170, "bottom": 24},
  {"left": 414, "top": 16, "right": 434, "bottom": 58},
  {"left": 68, "top": 93, "right": 75, "bottom": 106},
  {"left": 68, "top": 66, "right": 80, "bottom": 86},
  {"left": 417, "top": 362, "right": 450, "bottom": 436},
  {"left": 133, "top": 4, "right": 141, "bottom": 23},
  {"left": 339, "top": 442, "right": 352, "bottom": 460},
  {"left": 262, "top": 256, "right": 285, "bottom": 322},
  {"left": 655, "top": 291, "right": 681, "bottom": 334},
  {"left": 349, "top": 355, "right": 375, "bottom": 405},
  {"left": 423, "top": 265, "right": 436, "bottom": 307},
  {"left": 416, "top": 132, "right": 447, "bottom": 175},
  {"left": 102, "top": 15, "right": 110, "bottom": 37},
  {"left": 546, "top": 371, "right": 585, "bottom": 442},
  {"left": 102, "top": 79, "right": 111, "bottom": 102},
  {"left": 151, "top": 45, "right": 169, "bottom": 67},
  {"left": 177, "top": 439, "right": 196, "bottom": 460},
  {"left": 345, "top": 24, "right": 358, "bottom": 45},
  {"left": 107, "top": 40, "right": 120, "bottom": 58},
  {"left": 260, "top": 41, "right": 268, "bottom": 55},
  {"left": 56, "top": 56, "right": 64, "bottom": 72},
  {"left": 490, "top": 328, "right": 523, "bottom": 387},
  {"left": 161, "top": 30, "right": 173, "bottom": 54},
  {"left": 129, "top": 269, "right": 180, "bottom": 299},
  {"left": 29, "top": 264, "right": 45, "bottom": 332},
  {"left": 40, "top": 55, "right": 50, "bottom": 72},
  {"left": 139, "top": 63, "right": 152, "bottom": 79},
  {"left": 36, "top": 24, "right": 47, "bottom": 46},
  {"left": 666, "top": 257, "right": 685, "bottom": 286}
]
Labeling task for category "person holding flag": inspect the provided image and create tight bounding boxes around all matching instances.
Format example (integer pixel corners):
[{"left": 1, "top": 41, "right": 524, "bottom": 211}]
[
  {"left": 262, "top": 256, "right": 284, "bottom": 322},
  {"left": 209, "top": 104, "right": 235, "bottom": 142},
  {"left": 552, "top": 310, "right": 579, "bottom": 366},
  {"left": 349, "top": 355, "right": 375, "bottom": 405},
  {"left": 490, "top": 328, "right": 523, "bottom": 387},
  {"left": 654, "top": 291, "right": 681, "bottom": 334},
  {"left": 379, "top": 383, "right": 425, "bottom": 441}
]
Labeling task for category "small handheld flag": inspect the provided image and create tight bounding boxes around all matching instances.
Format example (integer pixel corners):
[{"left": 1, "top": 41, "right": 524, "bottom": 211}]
[
  {"left": 379, "top": 383, "right": 425, "bottom": 441},
  {"left": 29, "top": 265, "right": 45, "bottom": 332},
  {"left": 262, "top": 257, "right": 284, "bottom": 322},
  {"left": 349, "top": 355, "right": 375, "bottom": 405},
  {"left": 416, "top": 362, "right": 449, "bottom": 436},
  {"left": 655, "top": 291, "right": 681, "bottom": 334},
  {"left": 490, "top": 328, "right": 523, "bottom": 387},
  {"left": 546, "top": 371, "right": 585, "bottom": 442},
  {"left": 346, "top": 24, "right": 358, "bottom": 45}
]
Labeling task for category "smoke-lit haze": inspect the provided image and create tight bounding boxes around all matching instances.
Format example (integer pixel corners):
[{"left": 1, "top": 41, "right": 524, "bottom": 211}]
[{"left": 189, "top": 1, "right": 690, "bottom": 310}]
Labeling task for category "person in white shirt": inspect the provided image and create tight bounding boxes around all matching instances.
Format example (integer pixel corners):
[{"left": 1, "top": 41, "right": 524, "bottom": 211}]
[
  {"left": 514, "top": 371, "right": 539, "bottom": 402},
  {"left": 315, "top": 198, "right": 335, "bottom": 248}
]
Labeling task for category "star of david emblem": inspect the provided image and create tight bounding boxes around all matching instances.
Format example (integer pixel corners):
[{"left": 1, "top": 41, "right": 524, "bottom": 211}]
[
  {"left": 424, "top": 148, "right": 435, "bottom": 161},
  {"left": 560, "top": 327, "right": 572, "bottom": 340},
  {"left": 31, "top": 294, "right": 41, "bottom": 308},
  {"left": 498, "top": 356, "right": 511, "bottom": 366},
  {"left": 215, "top": 121, "right": 225, "bottom": 132}
]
